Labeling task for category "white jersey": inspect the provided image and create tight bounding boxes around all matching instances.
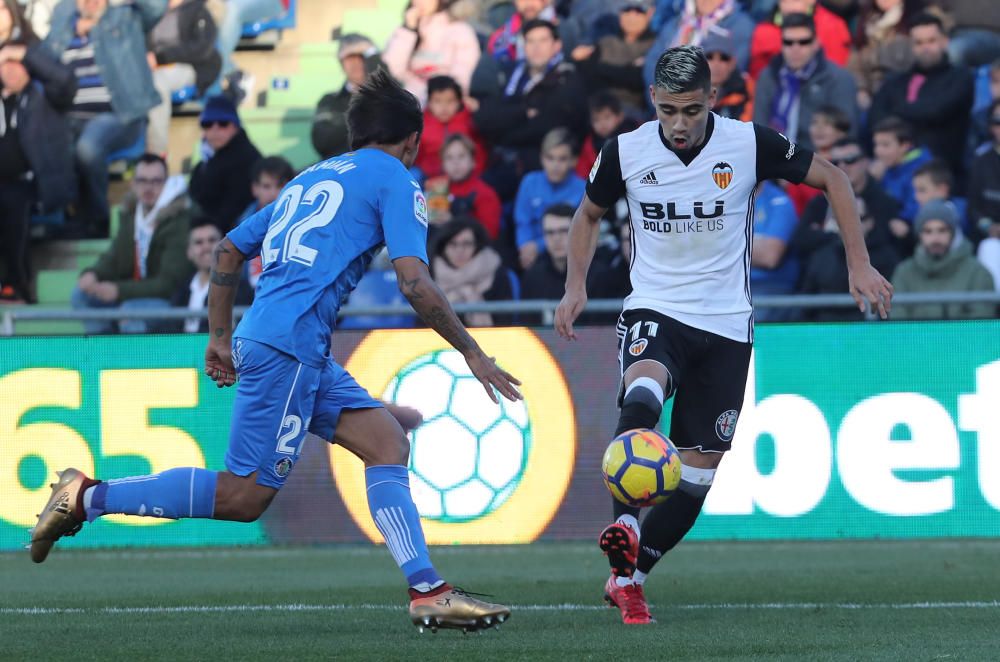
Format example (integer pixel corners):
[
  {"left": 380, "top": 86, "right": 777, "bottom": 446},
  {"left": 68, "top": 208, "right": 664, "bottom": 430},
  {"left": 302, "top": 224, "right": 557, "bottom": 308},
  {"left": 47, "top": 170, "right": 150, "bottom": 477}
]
[{"left": 586, "top": 115, "right": 813, "bottom": 343}]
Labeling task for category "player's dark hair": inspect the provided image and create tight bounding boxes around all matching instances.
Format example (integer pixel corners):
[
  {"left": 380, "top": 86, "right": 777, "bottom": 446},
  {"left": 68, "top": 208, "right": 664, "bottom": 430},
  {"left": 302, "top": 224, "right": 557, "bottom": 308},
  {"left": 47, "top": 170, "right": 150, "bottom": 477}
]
[
  {"left": 427, "top": 75, "right": 462, "bottom": 100},
  {"left": 521, "top": 18, "right": 559, "bottom": 40},
  {"left": 909, "top": 11, "right": 945, "bottom": 34},
  {"left": 653, "top": 45, "right": 711, "bottom": 94},
  {"left": 136, "top": 152, "right": 168, "bottom": 174},
  {"left": 812, "top": 104, "right": 851, "bottom": 134},
  {"left": 251, "top": 156, "right": 295, "bottom": 185},
  {"left": 873, "top": 116, "right": 915, "bottom": 145},
  {"left": 432, "top": 217, "right": 490, "bottom": 267},
  {"left": 542, "top": 202, "right": 576, "bottom": 221},
  {"left": 914, "top": 159, "right": 953, "bottom": 190},
  {"left": 781, "top": 12, "right": 816, "bottom": 36},
  {"left": 347, "top": 67, "right": 423, "bottom": 150},
  {"left": 588, "top": 90, "right": 623, "bottom": 116}
]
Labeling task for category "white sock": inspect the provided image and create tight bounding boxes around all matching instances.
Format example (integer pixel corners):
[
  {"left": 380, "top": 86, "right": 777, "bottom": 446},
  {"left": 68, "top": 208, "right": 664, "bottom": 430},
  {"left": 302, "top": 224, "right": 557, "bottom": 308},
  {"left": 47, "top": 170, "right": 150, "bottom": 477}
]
[
  {"left": 411, "top": 579, "right": 446, "bottom": 593},
  {"left": 614, "top": 575, "right": 634, "bottom": 587},
  {"left": 616, "top": 514, "right": 640, "bottom": 535},
  {"left": 82, "top": 485, "right": 97, "bottom": 510},
  {"left": 633, "top": 570, "right": 648, "bottom": 585}
]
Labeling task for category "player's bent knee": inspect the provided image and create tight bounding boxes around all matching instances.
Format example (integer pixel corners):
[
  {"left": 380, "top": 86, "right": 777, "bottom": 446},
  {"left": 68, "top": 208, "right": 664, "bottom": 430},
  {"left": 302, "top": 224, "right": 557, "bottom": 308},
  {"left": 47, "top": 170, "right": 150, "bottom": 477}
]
[
  {"left": 214, "top": 472, "right": 277, "bottom": 522},
  {"left": 615, "top": 377, "right": 664, "bottom": 435},
  {"left": 678, "top": 463, "right": 716, "bottom": 499},
  {"left": 370, "top": 431, "right": 410, "bottom": 466}
]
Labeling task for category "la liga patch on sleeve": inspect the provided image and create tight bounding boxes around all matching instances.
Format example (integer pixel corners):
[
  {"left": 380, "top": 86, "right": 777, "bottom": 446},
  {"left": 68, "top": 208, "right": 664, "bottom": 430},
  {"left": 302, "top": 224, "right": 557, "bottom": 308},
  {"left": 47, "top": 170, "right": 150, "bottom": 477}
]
[{"left": 414, "top": 191, "right": 428, "bottom": 226}]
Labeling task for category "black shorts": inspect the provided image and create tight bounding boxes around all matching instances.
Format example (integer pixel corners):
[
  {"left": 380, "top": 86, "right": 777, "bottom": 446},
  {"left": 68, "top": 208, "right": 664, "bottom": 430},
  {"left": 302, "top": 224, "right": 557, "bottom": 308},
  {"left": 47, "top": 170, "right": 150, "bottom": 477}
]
[{"left": 616, "top": 309, "right": 752, "bottom": 453}]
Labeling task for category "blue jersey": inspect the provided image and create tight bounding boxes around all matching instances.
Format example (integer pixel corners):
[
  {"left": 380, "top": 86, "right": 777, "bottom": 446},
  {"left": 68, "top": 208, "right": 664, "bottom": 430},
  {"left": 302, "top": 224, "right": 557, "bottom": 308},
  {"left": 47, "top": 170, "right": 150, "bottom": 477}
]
[{"left": 227, "top": 149, "right": 429, "bottom": 367}]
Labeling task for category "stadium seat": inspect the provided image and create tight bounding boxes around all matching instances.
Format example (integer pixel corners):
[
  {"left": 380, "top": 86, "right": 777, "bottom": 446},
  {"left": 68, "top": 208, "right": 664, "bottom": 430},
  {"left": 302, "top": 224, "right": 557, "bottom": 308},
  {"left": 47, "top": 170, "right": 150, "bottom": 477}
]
[
  {"left": 171, "top": 85, "right": 200, "bottom": 105},
  {"left": 338, "top": 267, "right": 415, "bottom": 329},
  {"left": 107, "top": 134, "right": 146, "bottom": 166},
  {"left": 241, "top": 0, "right": 296, "bottom": 38}
]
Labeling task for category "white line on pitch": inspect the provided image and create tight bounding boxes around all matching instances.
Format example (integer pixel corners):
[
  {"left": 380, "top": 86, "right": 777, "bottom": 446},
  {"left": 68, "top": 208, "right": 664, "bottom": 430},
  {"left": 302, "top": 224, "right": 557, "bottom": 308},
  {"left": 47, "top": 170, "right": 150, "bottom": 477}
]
[{"left": 3, "top": 601, "right": 1000, "bottom": 616}]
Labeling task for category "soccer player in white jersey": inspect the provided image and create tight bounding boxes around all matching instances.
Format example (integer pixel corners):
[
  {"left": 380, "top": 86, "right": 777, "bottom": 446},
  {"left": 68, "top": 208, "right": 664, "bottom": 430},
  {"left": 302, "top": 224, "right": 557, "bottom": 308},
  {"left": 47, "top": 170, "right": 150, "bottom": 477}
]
[{"left": 555, "top": 45, "right": 893, "bottom": 624}]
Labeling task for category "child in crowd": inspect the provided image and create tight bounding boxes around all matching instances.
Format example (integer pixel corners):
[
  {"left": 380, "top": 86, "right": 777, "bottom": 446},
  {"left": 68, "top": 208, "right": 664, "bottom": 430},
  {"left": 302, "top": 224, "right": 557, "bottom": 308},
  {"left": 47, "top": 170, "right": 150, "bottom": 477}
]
[
  {"left": 427, "top": 134, "right": 501, "bottom": 241},
  {"left": 912, "top": 159, "right": 968, "bottom": 234},
  {"left": 241, "top": 156, "right": 295, "bottom": 288},
  {"left": 871, "top": 116, "right": 932, "bottom": 239},
  {"left": 414, "top": 76, "right": 486, "bottom": 180},
  {"left": 514, "top": 128, "right": 586, "bottom": 270}
]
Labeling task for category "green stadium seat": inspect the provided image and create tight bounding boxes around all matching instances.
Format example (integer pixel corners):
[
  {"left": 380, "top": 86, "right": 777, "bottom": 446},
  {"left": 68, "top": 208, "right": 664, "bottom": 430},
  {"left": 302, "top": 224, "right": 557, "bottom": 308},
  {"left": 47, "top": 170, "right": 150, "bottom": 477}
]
[
  {"left": 266, "top": 72, "right": 341, "bottom": 110},
  {"left": 240, "top": 107, "right": 319, "bottom": 169},
  {"left": 36, "top": 269, "right": 80, "bottom": 305}
]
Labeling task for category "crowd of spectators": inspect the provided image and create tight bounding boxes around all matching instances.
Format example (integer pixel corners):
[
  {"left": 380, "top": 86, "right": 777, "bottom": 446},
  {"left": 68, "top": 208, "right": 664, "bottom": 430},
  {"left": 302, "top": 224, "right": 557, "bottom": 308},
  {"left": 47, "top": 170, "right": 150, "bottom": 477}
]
[{"left": 2, "top": 0, "right": 999, "bottom": 327}]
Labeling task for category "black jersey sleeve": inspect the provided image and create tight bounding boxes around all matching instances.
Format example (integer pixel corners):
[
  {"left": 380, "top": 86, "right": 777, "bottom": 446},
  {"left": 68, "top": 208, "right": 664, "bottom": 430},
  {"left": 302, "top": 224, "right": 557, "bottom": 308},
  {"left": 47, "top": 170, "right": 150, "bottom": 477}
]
[
  {"left": 753, "top": 123, "right": 814, "bottom": 184},
  {"left": 585, "top": 136, "right": 626, "bottom": 209}
]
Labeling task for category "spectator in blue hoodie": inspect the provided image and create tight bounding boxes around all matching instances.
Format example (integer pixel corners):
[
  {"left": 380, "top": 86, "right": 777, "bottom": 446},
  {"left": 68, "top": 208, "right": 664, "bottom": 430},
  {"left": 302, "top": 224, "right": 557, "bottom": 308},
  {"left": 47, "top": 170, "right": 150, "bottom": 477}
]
[
  {"left": 514, "top": 126, "right": 586, "bottom": 270},
  {"left": 751, "top": 180, "right": 800, "bottom": 321},
  {"left": 871, "top": 116, "right": 932, "bottom": 240}
]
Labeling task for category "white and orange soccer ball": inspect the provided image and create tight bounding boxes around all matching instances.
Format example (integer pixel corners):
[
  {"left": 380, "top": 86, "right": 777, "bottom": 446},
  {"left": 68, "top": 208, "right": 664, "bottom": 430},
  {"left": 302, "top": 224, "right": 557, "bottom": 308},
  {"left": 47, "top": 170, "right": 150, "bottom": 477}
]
[{"left": 601, "top": 428, "right": 682, "bottom": 507}]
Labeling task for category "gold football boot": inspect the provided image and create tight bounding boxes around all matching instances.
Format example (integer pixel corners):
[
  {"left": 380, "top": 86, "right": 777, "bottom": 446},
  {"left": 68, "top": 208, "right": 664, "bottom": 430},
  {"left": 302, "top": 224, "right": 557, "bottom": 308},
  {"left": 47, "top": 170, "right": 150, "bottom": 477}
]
[
  {"left": 409, "top": 585, "right": 511, "bottom": 633},
  {"left": 29, "top": 468, "right": 97, "bottom": 563}
]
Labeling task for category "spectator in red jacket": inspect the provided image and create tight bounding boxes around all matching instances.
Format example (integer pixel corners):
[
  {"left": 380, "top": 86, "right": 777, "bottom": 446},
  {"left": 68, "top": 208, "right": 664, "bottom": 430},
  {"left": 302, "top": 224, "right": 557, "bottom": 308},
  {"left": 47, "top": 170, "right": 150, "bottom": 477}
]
[
  {"left": 437, "top": 134, "right": 502, "bottom": 240},
  {"left": 749, "top": 0, "right": 851, "bottom": 80},
  {"left": 414, "top": 75, "right": 487, "bottom": 180}
]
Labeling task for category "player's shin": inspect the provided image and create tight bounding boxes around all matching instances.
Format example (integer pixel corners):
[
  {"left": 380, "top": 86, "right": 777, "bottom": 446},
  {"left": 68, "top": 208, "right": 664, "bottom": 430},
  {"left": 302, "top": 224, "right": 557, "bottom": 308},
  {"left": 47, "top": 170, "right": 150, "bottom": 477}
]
[
  {"left": 634, "top": 465, "right": 714, "bottom": 581},
  {"left": 84, "top": 468, "right": 218, "bottom": 521},
  {"left": 365, "top": 465, "right": 443, "bottom": 592},
  {"left": 612, "top": 377, "right": 666, "bottom": 524}
]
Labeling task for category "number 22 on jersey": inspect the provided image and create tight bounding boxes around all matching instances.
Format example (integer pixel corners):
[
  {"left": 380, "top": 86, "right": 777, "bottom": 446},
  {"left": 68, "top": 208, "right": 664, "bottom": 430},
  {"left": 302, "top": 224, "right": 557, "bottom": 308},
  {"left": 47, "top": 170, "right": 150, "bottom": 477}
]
[{"left": 261, "top": 181, "right": 344, "bottom": 268}]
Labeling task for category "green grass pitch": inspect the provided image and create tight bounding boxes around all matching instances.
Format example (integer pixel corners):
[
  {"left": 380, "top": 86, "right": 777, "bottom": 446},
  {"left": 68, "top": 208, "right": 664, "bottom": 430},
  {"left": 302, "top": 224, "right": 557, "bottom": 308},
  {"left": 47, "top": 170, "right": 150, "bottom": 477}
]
[{"left": 3, "top": 540, "right": 999, "bottom": 660}]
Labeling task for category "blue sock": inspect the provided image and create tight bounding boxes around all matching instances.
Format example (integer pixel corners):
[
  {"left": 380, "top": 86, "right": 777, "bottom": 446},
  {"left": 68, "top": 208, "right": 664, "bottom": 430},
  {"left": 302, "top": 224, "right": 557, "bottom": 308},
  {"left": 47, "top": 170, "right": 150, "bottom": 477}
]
[
  {"left": 88, "top": 468, "right": 218, "bottom": 522},
  {"left": 366, "top": 465, "right": 442, "bottom": 589}
]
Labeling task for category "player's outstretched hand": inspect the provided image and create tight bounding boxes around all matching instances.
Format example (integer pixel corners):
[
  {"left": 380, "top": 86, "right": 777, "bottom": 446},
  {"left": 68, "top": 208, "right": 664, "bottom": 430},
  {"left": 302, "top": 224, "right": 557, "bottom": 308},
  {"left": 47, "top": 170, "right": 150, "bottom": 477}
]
[
  {"left": 849, "top": 262, "right": 893, "bottom": 319},
  {"left": 555, "top": 288, "right": 587, "bottom": 340},
  {"left": 465, "top": 351, "right": 522, "bottom": 404},
  {"left": 205, "top": 339, "right": 237, "bottom": 388}
]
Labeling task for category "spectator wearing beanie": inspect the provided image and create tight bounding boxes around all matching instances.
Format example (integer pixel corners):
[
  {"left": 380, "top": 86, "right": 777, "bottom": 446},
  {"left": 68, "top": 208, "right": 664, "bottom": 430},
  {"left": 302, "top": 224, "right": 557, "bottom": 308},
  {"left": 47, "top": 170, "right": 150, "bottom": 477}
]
[
  {"left": 891, "top": 200, "right": 995, "bottom": 320},
  {"left": 188, "top": 95, "right": 262, "bottom": 233},
  {"left": 311, "top": 33, "right": 383, "bottom": 160}
]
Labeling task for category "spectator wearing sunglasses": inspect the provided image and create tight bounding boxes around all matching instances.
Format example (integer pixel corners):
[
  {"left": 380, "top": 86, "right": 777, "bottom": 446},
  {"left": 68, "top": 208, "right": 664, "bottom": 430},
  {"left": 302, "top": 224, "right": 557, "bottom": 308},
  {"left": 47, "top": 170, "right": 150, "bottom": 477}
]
[
  {"left": 795, "top": 137, "right": 900, "bottom": 281},
  {"left": 188, "top": 94, "right": 261, "bottom": 233},
  {"left": 703, "top": 30, "right": 752, "bottom": 121},
  {"left": 795, "top": 137, "right": 901, "bottom": 320},
  {"left": 753, "top": 12, "right": 856, "bottom": 151},
  {"left": 748, "top": 0, "right": 851, "bottom": 80}
]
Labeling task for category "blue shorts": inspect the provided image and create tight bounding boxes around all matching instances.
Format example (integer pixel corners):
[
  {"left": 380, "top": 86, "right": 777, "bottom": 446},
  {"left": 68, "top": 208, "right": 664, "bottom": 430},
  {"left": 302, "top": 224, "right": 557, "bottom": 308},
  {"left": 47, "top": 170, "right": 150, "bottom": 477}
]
[{"left": 226, "top": 338, "right": 382, "bottom": 489}]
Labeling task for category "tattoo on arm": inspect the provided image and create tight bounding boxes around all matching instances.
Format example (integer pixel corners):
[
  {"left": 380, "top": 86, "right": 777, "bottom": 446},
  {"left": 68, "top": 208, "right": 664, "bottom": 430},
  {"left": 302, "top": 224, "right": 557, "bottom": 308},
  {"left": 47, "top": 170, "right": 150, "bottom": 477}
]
[
  {"left": 401, "top": 275, "right": 475, "bottom": 354},
  {"left": 210, "top": 270, "right": 238, "bottom": 287},
  {"left": 400, "top": 277, "right": 424, "bottom": 300},
  {"left": 214, "top": 327, "right": 225, "bottom": 338}
]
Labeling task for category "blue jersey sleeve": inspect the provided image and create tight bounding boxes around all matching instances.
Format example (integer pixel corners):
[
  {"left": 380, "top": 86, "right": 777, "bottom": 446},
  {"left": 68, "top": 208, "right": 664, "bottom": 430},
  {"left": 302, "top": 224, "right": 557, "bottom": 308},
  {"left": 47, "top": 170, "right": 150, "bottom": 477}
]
[
  {"left": 226, "top": 202, "right": 276, "bottom": 258},
  {"left": 380, "top": 174, "right": 429, "bottom": 263}
]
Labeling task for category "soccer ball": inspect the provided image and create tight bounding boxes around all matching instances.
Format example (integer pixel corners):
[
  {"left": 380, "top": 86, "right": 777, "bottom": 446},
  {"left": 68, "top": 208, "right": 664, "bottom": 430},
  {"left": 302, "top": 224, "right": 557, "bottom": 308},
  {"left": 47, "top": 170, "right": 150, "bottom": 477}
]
[
  {"left": 602, "top": 428, "right": 682, "bottom": 507},
  {"left": 383, "top": 350, "right": 531, "bottom": 523}
]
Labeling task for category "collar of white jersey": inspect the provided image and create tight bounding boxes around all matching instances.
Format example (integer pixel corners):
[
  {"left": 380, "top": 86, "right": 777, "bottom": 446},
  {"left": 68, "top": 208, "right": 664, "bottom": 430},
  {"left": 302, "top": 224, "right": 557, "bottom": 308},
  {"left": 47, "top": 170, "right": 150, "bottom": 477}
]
[{"left": 658, "top": 113, "right": 716, "bottom": 167}]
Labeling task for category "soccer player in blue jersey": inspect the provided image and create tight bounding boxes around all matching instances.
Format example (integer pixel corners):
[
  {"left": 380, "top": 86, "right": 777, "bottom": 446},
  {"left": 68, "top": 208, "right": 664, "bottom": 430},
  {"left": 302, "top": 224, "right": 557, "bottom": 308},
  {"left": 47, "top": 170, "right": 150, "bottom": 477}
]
[{"left": 30, "top": 69, "right": 520, "bottom": 633}]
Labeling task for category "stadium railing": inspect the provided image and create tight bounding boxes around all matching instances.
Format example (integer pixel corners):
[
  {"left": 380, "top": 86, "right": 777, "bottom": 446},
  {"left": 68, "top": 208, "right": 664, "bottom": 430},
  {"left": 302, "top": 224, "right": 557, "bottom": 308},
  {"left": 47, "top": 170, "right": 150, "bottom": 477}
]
[{"left": 2, "top": 292, "right": 998, "bottom": 336}]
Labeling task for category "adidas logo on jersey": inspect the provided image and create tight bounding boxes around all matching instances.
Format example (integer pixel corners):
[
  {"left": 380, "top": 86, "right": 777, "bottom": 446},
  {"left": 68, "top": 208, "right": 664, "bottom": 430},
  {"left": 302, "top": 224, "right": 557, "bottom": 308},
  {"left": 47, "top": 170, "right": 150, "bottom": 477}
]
[{"left": 638, "top": 171, "right": 659, "bottom": 186}]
